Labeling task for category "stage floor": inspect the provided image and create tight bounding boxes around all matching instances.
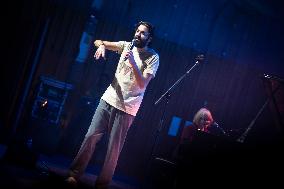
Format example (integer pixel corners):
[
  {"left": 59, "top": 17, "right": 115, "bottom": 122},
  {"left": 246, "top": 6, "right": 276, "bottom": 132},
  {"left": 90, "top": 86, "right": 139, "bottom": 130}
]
[{"left": 0, "top": 144, "right": 139, "bottom": 189}]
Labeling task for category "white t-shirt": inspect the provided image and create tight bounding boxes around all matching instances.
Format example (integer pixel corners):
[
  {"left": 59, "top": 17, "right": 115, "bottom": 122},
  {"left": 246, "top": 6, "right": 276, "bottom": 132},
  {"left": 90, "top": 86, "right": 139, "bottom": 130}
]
[{"left": 101, "top": 41, "right": 159, "bottom": 116}]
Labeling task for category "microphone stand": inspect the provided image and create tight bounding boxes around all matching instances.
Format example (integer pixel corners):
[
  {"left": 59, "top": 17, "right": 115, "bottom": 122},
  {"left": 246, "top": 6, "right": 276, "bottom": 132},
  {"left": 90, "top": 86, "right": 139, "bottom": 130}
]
[
  {"left": 213, "top": 122, "right": 228, "bottom": 136},
  {"left": 142, "top": 55, "right": 204, "bottom": 188}
]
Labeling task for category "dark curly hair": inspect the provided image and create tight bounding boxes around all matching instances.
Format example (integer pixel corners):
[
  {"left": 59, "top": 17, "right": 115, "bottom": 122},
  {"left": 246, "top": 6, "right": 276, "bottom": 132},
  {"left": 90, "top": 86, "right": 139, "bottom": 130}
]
[{"left": 134, "top": 21, "right": 155, "bottom": 38}]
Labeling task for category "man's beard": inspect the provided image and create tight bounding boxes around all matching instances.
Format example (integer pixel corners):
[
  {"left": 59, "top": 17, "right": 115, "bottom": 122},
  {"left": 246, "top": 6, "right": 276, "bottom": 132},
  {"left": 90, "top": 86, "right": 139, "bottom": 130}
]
[{"left": 133, "top": 37, "right": 148, "bottom": 48}]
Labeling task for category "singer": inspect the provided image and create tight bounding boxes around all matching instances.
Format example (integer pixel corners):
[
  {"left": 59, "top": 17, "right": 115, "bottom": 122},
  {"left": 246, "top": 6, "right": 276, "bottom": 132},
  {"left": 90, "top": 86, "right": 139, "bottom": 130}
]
[{"left": 65, "top": 21, "right": 159, "bottom": 189}]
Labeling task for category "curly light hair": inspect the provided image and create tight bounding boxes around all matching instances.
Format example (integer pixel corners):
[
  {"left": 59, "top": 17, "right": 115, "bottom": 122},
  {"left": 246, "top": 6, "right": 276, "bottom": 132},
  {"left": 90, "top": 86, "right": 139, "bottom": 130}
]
[{"left": 193, "top": 108, "right": 214, "bottom": 132}]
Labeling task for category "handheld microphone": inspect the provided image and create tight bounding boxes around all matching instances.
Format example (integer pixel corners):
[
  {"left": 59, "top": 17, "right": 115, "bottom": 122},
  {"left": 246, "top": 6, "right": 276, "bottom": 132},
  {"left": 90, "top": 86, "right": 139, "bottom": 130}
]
[{"left": 124, "top": 39, "right": 136, "bottom": 61}]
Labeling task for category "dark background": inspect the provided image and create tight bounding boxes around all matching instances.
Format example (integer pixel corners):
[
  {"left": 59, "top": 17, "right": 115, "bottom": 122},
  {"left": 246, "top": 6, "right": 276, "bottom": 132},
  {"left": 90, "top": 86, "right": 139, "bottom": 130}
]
[{"left": 1, "top": 0, "right": 284, "bottom": 183}]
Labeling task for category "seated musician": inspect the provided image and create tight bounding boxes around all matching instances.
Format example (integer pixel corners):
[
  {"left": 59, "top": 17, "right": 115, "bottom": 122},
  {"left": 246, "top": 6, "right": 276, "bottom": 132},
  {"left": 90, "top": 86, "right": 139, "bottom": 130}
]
[
  {"left": 174, "top": 108, "right": 224, "bottom": 187},
  {"left": 180, "top": 108, "right": 217, "bottom": 143}
]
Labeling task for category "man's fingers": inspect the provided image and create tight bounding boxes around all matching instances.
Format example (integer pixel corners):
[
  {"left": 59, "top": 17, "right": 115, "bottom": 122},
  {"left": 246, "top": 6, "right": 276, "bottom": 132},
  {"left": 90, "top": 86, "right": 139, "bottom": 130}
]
[
  {"left": 95, "top": 51, "right": 99, "bottom": 59},
  {"left": 94, "top": 47, "right": 106, "bottom": 60},
  {"left": 95, "top": 50, "right": 102, "bottom": 60},
  {"left": 102, "top": 50, "right": 105, "bottom": 59}
]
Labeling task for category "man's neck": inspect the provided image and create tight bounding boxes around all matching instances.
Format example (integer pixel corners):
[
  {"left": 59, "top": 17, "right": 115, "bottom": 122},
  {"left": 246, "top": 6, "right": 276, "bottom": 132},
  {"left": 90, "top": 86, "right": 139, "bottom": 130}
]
[{"left": 137, "top": 46, "right": 148, "bottom": 52}]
